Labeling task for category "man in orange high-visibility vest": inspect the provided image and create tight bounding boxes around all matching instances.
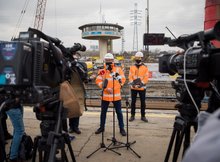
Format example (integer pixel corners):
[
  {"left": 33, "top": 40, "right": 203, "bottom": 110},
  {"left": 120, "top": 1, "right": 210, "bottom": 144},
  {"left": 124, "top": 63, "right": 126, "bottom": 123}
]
[
  {"left": 95, "top": 53, "right": 126, "bottom": 136},
  {"left": 129, "top": 51, "right": 149, "bottom": 122}
]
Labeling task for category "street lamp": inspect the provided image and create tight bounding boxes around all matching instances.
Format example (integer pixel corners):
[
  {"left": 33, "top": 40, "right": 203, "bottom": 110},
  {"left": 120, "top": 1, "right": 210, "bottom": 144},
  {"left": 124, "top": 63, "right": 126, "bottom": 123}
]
[{"left": 145, "top": 0, "right": 149, "bottom": 53}]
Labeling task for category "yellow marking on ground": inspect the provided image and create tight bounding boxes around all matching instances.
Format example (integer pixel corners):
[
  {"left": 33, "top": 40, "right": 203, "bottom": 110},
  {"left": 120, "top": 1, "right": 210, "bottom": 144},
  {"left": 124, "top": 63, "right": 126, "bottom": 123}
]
[
  {"left": 24, "top": 107, "right": 176, "bottom": 118},
  {"left": 83, "top": 111, "right": 176, "bottom": 118}
]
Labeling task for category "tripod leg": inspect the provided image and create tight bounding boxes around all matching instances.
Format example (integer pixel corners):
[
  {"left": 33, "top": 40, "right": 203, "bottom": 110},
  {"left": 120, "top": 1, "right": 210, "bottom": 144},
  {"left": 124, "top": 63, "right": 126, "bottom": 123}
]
[
  {"left": 87, "top": 140, "right": 122, "bottom": 158},
  {"left": 104, "top": 142, "right": 113, "bottom": 151},
  {"left": 32, "top": 136, "right": 40, "bottom": 162},
  {"left": 63, "top": 134, "right": 76, "bottom": 162},
  {"left": 61, "top": 148, "right": 68, "bottom": 162},
  {"left": 164, "top": 128, "right": 177, "bottom": 162},
  {"left": 43, "top": 151, "right": 49, "bottom": 162},
  {"left": 128, "top": 147, "right": 141, "bottom": 158},
  {"left": 87, "top": 131, "right": 107, "bottom": 158},
  {"left": 172, "top": 130, "right": 185, "bottom": 162},
  {"left": 87, "top": 147, "right": 103, "bottom": 158},
  {"left": 182, "top": 126, "right": 190, "bottom": 156}
]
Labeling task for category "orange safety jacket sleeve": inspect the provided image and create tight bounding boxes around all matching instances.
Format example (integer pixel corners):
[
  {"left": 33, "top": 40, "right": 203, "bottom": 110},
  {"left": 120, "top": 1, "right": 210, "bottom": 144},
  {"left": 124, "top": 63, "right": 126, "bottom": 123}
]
[
  {"left": 118, "top": 67, "right": 126, "bottom": 86},
  {"left": 141, "top": 66, "right": 149, "bottom": 85},
  {"left": 95, "top": 69, "right": 105, "bottom": 89}
]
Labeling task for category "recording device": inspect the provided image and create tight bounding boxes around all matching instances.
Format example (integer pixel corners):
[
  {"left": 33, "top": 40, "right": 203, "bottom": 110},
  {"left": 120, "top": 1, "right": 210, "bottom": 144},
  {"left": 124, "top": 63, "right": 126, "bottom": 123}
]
[
  {"left": 68, "top": 43, "right": 86, "bottom": 54},
  {"left": 157, "top": 22, "right": 220, "bottom": 114},
  {"left": 150, "top": 21, "right": 220, "bottom": 162},
  {"left": 0, "top": 28, "right": 87, "bottom": 105},
  {"left": 0, "top": 28, "right": 87, "bottom": 162},
  {"left": 156, "top": 21, "right": 220, "bottom": 83}
]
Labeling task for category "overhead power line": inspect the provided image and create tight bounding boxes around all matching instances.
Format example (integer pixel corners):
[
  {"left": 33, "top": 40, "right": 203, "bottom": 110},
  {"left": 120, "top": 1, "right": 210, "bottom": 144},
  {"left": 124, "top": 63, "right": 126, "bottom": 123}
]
[{"left": 11, "top": 0, "right": 30, "bottom": 40}]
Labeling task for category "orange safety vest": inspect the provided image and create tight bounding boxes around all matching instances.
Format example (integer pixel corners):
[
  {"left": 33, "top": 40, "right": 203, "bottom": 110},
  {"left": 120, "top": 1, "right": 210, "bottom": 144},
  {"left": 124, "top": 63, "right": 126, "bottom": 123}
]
[
  {"left": 96, "top": 64, "right": 126, "bottom": 101},
  {"left": 129, "top": 64, "right": 149, "bottom": 90}
]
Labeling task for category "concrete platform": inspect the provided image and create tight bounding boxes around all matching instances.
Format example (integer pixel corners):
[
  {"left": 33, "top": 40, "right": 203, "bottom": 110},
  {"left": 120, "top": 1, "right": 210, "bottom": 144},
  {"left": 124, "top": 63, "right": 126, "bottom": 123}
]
[{"left": 5, "top": 107, "right": 188, "bottom": 162}]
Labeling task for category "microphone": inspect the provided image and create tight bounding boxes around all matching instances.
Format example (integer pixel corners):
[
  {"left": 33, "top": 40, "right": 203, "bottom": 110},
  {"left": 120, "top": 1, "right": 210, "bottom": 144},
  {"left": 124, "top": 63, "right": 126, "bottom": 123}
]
[{"left": 115, "top": 73, "right": 122, "bottom": 84}]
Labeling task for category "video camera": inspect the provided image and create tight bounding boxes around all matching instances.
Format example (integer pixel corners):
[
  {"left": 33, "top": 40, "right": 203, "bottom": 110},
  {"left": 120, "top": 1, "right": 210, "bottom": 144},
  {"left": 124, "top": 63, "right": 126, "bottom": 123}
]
[
  {"left": 144, "top": 21, "right": 220, "bottom": 162},
  {"left": 0, "top": 28, "right": 87, "bottom": 105},
  {"left": 157, "top": 21, "right": 220, "bottom": 83},
  {"left": 144, "top": 21, "right": 220, "bottom": 117}
]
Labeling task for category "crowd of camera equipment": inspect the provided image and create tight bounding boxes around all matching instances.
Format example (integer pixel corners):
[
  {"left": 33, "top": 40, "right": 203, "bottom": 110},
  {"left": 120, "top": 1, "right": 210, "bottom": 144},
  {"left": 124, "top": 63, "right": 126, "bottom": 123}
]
[
  {"left": 0, "top": 27, "right": 88, "bottom": 162},
  {"left": 144, "top": 21, "right": 220, "bottom": 162},
  {"left": 0, "top": 27, "right": 87, "bottom": 105}
]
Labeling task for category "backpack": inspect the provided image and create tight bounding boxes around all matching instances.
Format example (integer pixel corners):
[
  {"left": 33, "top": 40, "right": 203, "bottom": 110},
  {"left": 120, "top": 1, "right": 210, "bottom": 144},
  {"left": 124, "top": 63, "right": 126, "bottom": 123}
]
[{"left": 18, "top": 133, "right": 34, "bottom": 160}]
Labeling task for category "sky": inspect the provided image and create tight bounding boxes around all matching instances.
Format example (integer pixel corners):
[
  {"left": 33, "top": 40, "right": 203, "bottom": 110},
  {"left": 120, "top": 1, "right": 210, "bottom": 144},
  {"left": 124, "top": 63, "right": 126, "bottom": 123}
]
[{"left": 0, "top": 0, "right": 205, "bottom": 53}]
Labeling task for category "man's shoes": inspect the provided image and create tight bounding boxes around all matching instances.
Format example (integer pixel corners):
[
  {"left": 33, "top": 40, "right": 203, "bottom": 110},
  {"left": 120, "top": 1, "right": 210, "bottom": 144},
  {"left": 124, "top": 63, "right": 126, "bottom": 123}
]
[
  {"left": 69, "top": 128, "right": 81, "bottom": 134},
  {"left": 5, "top": 132, "right": 13, "bottom": 140},
  {"left": 141, "top": 116, "right": 148, "bottom": 122},
  {"left": 129, "top": 115, "right": 135, "bottom": 122},
  {"left": 120, "top": 128, "right": 127, "bottom": 136},
  {"left": 73, "top": 128, "right": 81, "bottom": 134},
  {"left": 95, "top": 127, "right": 104, "bottom": 134}
]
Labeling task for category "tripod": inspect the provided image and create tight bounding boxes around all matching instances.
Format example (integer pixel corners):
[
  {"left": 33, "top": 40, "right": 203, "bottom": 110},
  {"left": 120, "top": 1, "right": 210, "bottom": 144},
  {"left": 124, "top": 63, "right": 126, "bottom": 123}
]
[
  {"left": 109, "top": 95, "right": 141, "bottom": 158},
  {"left": 164, "top": 78, "right": 204, "bottom": 162},
  {"left": 86, "top": 130, "right": 121, "bottom": 158},
  {"left": 164, "top": 112, "right": 197, "bottom": 162},
  {"left": 32, "top": 100, "right": 76, "bottom": 162},
  {"left": 87, "top": 78, "right": 121, "bottom": 158}
]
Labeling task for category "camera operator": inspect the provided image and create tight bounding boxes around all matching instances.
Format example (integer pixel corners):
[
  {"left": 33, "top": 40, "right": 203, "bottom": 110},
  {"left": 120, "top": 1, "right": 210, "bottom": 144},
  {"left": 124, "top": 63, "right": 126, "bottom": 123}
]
[
  {"left": 95, "top": 53, "right": 127, "bottom": 136},
  {"left": 4, "top": 98, "right": 24, "bottom": 162},
  {"left": 128, "top": 51, "right": 149, "bottom": 122}
]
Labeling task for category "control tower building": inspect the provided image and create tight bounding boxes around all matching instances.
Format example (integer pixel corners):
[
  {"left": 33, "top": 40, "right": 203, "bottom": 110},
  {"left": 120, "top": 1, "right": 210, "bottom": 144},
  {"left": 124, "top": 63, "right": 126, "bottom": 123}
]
[{"left": 79, "top": 23, "right": 124, "bottom": 60}]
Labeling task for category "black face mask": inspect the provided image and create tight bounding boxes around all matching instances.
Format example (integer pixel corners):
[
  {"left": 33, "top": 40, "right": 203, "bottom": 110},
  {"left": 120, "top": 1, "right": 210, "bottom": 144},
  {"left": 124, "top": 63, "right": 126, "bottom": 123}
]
[
  {"left": 106, "top": 62, "right": 113, "bottom": 71},
  {"left": 135, "top": 60, "right": 141, "bottom": 64}
]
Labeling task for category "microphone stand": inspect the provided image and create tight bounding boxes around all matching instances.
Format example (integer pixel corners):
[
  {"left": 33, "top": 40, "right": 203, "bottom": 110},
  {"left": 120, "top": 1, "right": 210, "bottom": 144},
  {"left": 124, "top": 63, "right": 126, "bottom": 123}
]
[
  {"left": 105, "top": 72, "right": 125, "bottom": 150},
  {"left": 87, "top": 75, "right": 121, "bottom": 158},
  {"left": 109, "top": 87, "right": 141, "bottom": 158}
]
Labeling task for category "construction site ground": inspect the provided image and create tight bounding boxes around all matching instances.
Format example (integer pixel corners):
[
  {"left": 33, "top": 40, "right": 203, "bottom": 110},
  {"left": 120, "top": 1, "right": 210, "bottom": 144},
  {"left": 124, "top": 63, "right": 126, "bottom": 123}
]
[{"left": 5, "top": 106, "right": 191, "bottom": 162}]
